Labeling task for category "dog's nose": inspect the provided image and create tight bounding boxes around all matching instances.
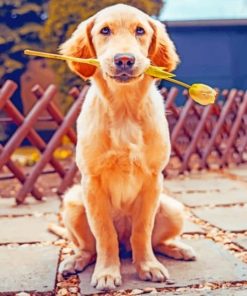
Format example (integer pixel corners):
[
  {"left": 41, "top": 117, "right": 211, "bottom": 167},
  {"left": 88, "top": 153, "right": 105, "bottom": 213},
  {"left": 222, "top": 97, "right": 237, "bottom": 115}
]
[{"left": 114, "top": 53, "right": 135, "bottom": 70}]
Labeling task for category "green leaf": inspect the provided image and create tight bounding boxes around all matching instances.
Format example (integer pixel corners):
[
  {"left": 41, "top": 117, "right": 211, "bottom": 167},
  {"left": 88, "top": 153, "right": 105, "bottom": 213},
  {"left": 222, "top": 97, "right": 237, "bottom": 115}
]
[
  {"left": 11, "top": 42, "right": 33, "bottom": 52},
  {"left": 0, "top": 24, "right": 19, "bottom": 43},
  {"left": 18, "top": 23, "right": 43, "bottom": 35},
  {"left": 13, "top": 3, "right": 43, "bottom": 15},
  {"left": 145, "top": 65, "right": 176, "bottom": 78},
  {"left": 4, "top": 58, "right": 23, "bottom": 73}
]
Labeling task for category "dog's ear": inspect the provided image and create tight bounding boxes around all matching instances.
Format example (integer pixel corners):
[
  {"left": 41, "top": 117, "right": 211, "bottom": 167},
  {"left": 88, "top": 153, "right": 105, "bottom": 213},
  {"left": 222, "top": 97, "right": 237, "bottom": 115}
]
[
  {"left": 60, "top": 16, "right": 96, "bottom": 80},
  {"left": 148, "top": 19, "right": 180, "bottom": 72}
]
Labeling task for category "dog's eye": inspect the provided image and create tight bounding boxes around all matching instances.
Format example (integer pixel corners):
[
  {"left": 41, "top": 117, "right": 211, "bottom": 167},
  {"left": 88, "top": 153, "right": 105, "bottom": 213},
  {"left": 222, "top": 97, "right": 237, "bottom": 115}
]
[
  {"left": 100, "top": 27, "right": 111, "bottom": 35},
  {"left": 136, "top": 27, "right": 145, "bottom": 36}
]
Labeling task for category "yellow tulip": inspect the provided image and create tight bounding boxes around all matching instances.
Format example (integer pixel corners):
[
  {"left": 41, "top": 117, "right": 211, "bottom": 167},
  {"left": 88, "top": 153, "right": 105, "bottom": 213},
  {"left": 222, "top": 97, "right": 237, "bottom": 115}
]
[
  {"left": 24, "top": 50, "right": 174, "bottom": 78},
  {"left": 145, "top": 65, "right": 175, "bottom": 78},
  {"left": 189, "top": 84, "right": 217, "bottom": 105},
  {"left": 24, "top": 49, "right": 217, "bottom": 105}
]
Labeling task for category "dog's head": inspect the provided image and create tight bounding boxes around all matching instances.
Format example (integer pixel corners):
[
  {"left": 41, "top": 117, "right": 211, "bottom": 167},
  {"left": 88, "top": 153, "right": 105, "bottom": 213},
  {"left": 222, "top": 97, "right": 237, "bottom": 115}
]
[{"left": 60, "top": 4, "right": 179, "bottom": 84}]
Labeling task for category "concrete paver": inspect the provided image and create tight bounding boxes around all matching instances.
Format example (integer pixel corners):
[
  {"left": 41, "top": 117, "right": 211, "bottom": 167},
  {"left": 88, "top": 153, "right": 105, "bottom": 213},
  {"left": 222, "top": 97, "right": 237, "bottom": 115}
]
[
  {"left": 154, "top": 288, "right": 247, "bottom": 295},
  {"left": 193, "top": 206, "right": 247, "bottom": 232},
  {"left": 0, "top": 245, "right": 60, "bottom": 294},
  {"left": 225, "top": 165, "right": 247, "bottom": 181},
  {"left": 234, "top": 238, "right": 247, "bottom": 250},
  {"left": 164, "top": 173, "right": 236, "bottom": 193},
  {"left": 1, "top": 169, "right": 247, "bottom": 295},
  {"left": 0, "top": 196, "right": 60, "bottom": 216},
  {"left": 78, "top": 239, "right": 247, "bottom": 295},
  {"left": 183, "top": 219, "right": 205, "bottom": 234},
  {"left": 165, "top": 172, "right": 247, "bottom": 207},
  {"left": 0, "top": 214, "right": 58, "bottom": 244},
  {"left": 175, "top": 187, "right": 247, "bottom": 207}
]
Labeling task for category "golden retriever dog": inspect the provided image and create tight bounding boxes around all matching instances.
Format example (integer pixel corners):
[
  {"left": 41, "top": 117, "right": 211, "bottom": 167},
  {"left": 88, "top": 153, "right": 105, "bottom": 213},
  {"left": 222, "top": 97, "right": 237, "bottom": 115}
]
[{"left": 59, "top": 3, "right": 196, "bottom": 290}]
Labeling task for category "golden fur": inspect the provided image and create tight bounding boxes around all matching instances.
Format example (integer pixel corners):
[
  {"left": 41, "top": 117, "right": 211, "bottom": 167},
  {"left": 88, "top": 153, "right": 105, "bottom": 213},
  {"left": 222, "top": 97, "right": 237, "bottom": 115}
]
[{"left": 59, "top": 4, "right": 196, "bottom": 291}]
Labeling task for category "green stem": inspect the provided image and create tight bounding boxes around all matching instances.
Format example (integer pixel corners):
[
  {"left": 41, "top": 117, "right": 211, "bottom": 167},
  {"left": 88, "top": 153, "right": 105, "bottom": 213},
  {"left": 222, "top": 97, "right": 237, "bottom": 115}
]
[
  {"left": 163, "top": 76, "right": 191, "bottom": 89},
  {"left": 24, "top": 49, "right": 192, "bottom": 89}
]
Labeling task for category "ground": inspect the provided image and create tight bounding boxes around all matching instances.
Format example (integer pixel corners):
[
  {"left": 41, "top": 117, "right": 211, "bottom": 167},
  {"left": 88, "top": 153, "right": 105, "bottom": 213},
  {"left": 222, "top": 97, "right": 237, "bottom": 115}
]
[{"left": 0, "top": 165, "right": 247, "bottom": 295}]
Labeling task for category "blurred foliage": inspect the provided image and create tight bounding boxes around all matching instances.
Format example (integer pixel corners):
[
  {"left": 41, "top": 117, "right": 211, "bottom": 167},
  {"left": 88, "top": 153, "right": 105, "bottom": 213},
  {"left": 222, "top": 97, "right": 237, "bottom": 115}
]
[
  {"left": 0, "top": 0, "right": 46, "bottom": 84},
  {"left": 41, "top": 0, "right": 165, "bottom": 107},
  {"left": 42, "top": 0, "right": 164, "bottom": 49},
  {"left": 11, "top": 139, "right": 73, "bottom": 166},
  {"left": 0, "top": 0, "right": 164, "bottom": 112}
]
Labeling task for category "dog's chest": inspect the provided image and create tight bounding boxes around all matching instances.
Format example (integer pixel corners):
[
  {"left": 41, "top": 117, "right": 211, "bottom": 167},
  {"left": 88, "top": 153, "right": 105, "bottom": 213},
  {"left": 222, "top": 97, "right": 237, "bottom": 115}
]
[
  {"left": 107, "top": 170, "right": 143, "bottom": 210},
  {"left": 108, "top": 117, "right": 153, "bottom": 171},
  {"left": 109, "top": 118, "right": 143, "bottom": 150},
  {"left": 102, "top": 120, "right": 146, "bottom": 209}
]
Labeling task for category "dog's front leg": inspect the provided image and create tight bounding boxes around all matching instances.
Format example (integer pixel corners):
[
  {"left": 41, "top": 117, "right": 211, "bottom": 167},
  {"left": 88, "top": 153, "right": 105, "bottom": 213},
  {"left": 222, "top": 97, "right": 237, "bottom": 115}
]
[
  {"left": 83, "top": 176, "right": 121, "bottom": 290},
  {"left": 131, "top": 174, "right": 169, "bottom": 282}
]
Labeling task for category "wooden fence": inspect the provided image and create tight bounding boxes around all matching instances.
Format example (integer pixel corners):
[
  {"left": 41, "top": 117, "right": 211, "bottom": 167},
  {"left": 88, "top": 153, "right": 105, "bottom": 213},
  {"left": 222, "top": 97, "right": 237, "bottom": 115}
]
[{"left": 0, "top": 80, "right": 246, "bottom": 203}]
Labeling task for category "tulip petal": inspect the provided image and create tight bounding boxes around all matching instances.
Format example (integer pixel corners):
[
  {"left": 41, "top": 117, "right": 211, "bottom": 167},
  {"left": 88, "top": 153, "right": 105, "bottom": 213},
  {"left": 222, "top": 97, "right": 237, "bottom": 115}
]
[{"left": 189, "top": 84, "right": 217, "bottom": 105}]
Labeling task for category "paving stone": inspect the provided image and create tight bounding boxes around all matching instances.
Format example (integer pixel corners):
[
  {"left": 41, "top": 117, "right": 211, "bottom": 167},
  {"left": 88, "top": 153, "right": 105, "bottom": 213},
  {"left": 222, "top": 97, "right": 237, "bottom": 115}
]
[
  {"left": 183, "top": 219, "right": 205, "bottom": 234},
  {"left": 0, "top": 245, "right": 60, "bottom": 294},
  {"left": 164, "top": 174, "right": 243, "bottom": 193},
  {"left": 234, "top": 238, "right": 247, "bottom": 250},
  {"left": 78, "top": 239, "right": 247, "bottom": 295},
  {"left": 174, "top": 185, "right": 247, "bottom": 207},
  {"left": 0, "top": 214, "right": 58, "bottom": 244},
  {"left": 225, "top": 165, "right": 247, "bottom": 181},
  {"left": 154, "top": 288, "right": 247, "bottom": 295},
  {"left": 193, "top": 206, "right": 247, "bottom": 232},
  {"left": 0, "top": 196, "right": 60, "bottom": 216}
]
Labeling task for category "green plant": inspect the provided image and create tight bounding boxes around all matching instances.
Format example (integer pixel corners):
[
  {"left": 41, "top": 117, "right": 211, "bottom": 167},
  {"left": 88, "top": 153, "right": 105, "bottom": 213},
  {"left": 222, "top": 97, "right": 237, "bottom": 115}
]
[{"left": 0, "top": 0, "right": 46, "bottom": 84}]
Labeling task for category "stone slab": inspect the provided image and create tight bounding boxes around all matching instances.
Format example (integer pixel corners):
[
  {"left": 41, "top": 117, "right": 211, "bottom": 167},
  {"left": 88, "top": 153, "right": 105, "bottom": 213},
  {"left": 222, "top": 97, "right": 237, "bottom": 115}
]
[
  {"left": 164, "top": 174, "right": 243, "bottom": 193},
  {"left": 183, "top": 220, "right": 205, "bottom": 234},
  {"left": 234, "top": 238, "right": 247, "bottom": 250},
  {"left": 175, "top": 186, "right": 247, "bottom": 207},
  {"left": 155, "top": 288, "right": 247, "bottom": 295},
  {"left": 0, "top": 245, "right": 60, "bottom": 294},
  {"left": 225, "top": 166, "right": 247, "bottom": 181},
  {"left": 0, "top": 214, "right": 58, "bottom": 244},
  {"left": 0, "top": 197, "right": 60, "bottom": 216},
  {"left": 78, "top": 239, "right": 247, "bottom": 295},
  {"left": 193, "top": 206, "right": 247, "bottom": 232}
]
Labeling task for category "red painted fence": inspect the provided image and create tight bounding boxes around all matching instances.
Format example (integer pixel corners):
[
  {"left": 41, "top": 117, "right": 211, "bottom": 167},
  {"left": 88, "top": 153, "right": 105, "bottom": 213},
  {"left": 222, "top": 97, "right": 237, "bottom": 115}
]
[{"left": 0, "top": 80, "right": 246, "bottom": 203}]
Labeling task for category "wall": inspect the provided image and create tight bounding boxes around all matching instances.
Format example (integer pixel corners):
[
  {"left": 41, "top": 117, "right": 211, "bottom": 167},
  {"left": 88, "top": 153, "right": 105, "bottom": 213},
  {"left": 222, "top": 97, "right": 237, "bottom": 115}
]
[{"left": 162, "top": 20, "right": 247, "bottom": 94}]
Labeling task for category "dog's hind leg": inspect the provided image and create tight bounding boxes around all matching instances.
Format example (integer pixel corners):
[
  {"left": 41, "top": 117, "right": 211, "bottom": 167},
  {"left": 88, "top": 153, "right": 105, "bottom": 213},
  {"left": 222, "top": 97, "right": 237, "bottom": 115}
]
[
  {"left": 152, "top": 193, "right": 196, "bottom": 261},
  {"left": 59, "top": 185, "right": 96, "bottom": 277}
]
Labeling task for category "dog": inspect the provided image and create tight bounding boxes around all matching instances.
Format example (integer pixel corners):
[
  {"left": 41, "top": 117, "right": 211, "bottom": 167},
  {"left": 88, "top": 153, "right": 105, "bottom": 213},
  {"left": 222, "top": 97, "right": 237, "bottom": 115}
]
[{"left": 59, "top": 3, "right": 196, "bottom": 291}]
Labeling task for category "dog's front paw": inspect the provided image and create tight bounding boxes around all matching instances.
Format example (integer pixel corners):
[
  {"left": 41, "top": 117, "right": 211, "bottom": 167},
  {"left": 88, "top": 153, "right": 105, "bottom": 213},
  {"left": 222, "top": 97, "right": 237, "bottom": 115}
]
[
  {"left": 136, "top": 259, "right": 169, "bottom": 282},
  {"left": 59, "top": 252, "right": 94, "bottom": 277},
  {"left": 91, "top": 266, "right": 122, "bottom": 290}
]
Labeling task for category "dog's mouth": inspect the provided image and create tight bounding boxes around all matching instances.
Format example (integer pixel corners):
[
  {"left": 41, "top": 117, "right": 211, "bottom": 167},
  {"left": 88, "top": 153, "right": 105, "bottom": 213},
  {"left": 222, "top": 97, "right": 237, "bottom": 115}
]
[{"left": 107, "top": 72, "right": 142, "bottom": 83}]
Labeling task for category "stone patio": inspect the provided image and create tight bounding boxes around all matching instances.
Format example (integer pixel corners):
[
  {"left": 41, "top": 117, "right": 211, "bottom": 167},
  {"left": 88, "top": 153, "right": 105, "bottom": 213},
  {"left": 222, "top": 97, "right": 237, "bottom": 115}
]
[
  {"left": 79, "top": 239, "right": 247, "bottom": 295},
  {"left": 0, "top": 168, "right": 247, "bottom": 295}
]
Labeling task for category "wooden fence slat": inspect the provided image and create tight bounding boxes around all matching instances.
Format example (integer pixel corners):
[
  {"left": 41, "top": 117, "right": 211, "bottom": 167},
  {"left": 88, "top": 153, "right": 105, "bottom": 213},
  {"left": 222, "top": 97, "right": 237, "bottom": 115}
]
[
  {"left": 171, "top": 98, "right": 194, "bottom": 158},
  {"left": 16, "top": 86, "right": 88, "bottom": 203},
  {"left": 32, "top": 85, "right": 77, "bottom": 144},
  {"left": 0, "top": 80, "right": 18, "bottom": 110},
  {"left": 0, "top": 85, "right": 57, "bottom": 169},
  {"left": 0, "top": 145, "right": 42, "bottom": 199},
  {"left": 1, "top": 91, "right": 66, "bottom": 179},
  {"left": 201, "top": 89, "right": 238, "bottom": 167},
  {"left": 57, "top": 162, "right": 78, "bottom": 194},
  {"left": 180, "top": 104, "right": 214, "bottom": 172},
  {"left": 221, "top": 91, "right": 247, "bottom": 166}
]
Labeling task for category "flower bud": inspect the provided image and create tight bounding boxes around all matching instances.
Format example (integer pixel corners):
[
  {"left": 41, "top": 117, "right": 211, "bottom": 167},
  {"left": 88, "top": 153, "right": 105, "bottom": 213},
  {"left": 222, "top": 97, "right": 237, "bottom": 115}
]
[{"left": 189, "top": 84, "right": 217, "bottom": 105}]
